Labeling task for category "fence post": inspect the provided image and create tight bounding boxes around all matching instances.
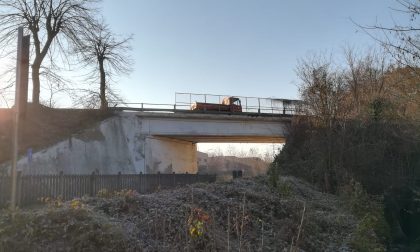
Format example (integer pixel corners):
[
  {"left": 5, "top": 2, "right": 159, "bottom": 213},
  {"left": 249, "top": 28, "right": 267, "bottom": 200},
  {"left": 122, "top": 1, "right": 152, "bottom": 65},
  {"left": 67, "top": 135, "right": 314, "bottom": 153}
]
[
  {"left": 157, "top": 171, "right": 161, "bottom": 189},
  {"left": 16, "top": 171, "right": 22, "bottom": 206},
  {"left": 118, "top": 171, "right": 122, "bottom": 191},
  {"left": 172, "top": 172, "right": 176, "bottom": 188},
  {"left": 59, "top": 171, "right": 64, "bottom": 199},
  {"left": 89, "top": 172, "right": 95, "bottom": 197},
  {"left": 139, "top": 172, "right": 143, "bottom": 193}
]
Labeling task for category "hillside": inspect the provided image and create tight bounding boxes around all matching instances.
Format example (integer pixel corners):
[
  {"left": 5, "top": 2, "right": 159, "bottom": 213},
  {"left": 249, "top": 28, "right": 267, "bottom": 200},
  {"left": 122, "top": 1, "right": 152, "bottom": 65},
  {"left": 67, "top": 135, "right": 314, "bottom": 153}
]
[
  {"left": 0, "top": 176, "right": 365, "bottom": 251},
  {"left": 0, "top": 105, "right": 112, "bottom": 165}
]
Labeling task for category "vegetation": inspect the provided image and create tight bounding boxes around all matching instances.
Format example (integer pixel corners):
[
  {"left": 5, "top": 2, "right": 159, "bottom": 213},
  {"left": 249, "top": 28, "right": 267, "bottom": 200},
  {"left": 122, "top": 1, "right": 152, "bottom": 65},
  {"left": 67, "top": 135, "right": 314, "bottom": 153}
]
[
  {"left": 269, "top": 4, "right": 420, "bottom": 250},
  {"left": 0, "top": 177, "right": 360, "bottom": 251},
  {"left": 270, "top": 45, "right": 420, "bottom": 252}
]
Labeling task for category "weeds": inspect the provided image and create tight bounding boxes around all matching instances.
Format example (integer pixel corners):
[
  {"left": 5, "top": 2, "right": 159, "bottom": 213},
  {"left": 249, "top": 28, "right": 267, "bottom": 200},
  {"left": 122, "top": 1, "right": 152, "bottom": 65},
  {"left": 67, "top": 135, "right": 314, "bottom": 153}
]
[
  {"left": 1, "top": 177, "right": 360, "bottom": 251},
  {"left": 341, "top": 179, "right": 390, "bottom": 251}
]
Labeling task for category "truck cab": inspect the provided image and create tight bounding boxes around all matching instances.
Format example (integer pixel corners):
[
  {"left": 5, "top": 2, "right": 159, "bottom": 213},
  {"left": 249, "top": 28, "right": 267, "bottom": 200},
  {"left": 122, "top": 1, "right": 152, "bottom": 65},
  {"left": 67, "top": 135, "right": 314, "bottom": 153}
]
[{"left": 222, "top": 97, "right": 242, "bottom": 112}]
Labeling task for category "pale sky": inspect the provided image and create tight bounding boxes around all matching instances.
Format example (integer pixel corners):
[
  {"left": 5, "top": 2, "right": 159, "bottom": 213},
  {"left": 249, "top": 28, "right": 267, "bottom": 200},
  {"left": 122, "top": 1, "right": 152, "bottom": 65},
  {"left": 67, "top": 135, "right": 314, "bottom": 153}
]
[{"left": 99, "top": 0, "right": 403, "bottom": 105}]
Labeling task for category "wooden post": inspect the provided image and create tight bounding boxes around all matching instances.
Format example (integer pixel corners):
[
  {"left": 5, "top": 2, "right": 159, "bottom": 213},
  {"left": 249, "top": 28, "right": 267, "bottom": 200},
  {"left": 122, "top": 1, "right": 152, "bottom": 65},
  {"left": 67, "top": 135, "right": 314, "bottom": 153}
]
[
  {"left": 117, "top": 171, "right": 122, "bottom": 190},
  {"left": 139, "top": 172, "right": 143, "bottom": 193},
  {"left": 19, "top": 35, "right": 30, "bottom": 117},
  {"left": 172, "top": 172, "right": 176, "bottom": 188},
  {"left": 89, "top": 172, "right": 95, "bottom": 196},
  {"left": 157, "top": 171, "right": 161, "bottom": 190},
  {"left": 11, "top": 27, "right": 30, "bottom": 211},
  {"left": 58, "top": 171, "right": 64, "bottom": 199}
]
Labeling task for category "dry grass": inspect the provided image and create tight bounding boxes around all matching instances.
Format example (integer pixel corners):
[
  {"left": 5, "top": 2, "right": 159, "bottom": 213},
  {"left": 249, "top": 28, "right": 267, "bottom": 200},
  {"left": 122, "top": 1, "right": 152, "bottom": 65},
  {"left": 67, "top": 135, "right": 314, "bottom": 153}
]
[{"left": 0, "top": 176, "right": 358, "bottom": 251}]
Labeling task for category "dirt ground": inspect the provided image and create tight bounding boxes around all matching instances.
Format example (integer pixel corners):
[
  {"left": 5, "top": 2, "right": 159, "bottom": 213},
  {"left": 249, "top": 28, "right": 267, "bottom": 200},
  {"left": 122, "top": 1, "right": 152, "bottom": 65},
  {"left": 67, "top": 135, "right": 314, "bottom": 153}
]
[{"left": 0, "top": 105, "right": 112, "bottom": 165}]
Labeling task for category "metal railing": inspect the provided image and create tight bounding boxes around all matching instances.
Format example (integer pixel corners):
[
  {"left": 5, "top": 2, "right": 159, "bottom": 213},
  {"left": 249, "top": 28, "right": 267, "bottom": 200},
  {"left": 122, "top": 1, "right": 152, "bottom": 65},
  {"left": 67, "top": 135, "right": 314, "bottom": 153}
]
[{"left": 109, "top": 92, "right": 302, "bottom": 116}]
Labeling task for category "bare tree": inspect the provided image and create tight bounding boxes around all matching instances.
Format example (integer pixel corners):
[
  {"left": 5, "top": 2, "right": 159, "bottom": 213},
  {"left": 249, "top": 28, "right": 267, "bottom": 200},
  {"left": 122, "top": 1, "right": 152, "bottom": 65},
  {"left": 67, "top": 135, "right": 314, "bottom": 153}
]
[
  {"left": 74, "top": 21, "right": 132, "bottom": 109},
  {"left": 0, "top": 0, "right": 100, "bottom": 105},
  {"left": 0, "top": 82, "right": 13, "bottom": 107},
  {"left": 357, "top": 0, "right": 420, "bottom": 70},
  {"left": 296, "top": 54, "right": 349, "bottom": 192},
  {"left": 343, "top": 47, "right": 391, "bottom": 117},
  {"left": 296, "top": 54, "right": 347, "bottom": 127}
]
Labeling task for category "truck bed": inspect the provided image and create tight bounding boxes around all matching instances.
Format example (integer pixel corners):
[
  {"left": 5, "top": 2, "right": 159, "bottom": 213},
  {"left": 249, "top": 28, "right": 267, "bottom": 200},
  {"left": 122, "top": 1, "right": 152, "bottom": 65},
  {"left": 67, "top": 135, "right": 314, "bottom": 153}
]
[{"left": 191, "top": 102, "right": 242, "bottom": 112}]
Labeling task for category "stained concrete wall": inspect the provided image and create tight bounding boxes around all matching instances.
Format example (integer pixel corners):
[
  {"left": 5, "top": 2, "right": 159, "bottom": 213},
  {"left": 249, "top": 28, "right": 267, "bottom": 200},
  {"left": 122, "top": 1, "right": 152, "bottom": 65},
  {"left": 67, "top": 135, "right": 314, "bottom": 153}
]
[
  {"left": 146, "top": 137, "right": 197, "bottom": 174},
  {"left": 9, "top": 114, "right": 145, "bottom": 174},
  {"left": 1, "top": 112, "right": 288, "bottom": 175}
]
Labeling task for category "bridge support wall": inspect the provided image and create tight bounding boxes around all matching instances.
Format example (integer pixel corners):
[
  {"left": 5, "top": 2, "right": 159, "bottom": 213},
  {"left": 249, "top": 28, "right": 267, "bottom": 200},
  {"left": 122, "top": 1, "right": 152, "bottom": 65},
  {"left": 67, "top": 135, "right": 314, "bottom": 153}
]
[{"left": 146, "top": 137, "right": 197, "bottom": 173}]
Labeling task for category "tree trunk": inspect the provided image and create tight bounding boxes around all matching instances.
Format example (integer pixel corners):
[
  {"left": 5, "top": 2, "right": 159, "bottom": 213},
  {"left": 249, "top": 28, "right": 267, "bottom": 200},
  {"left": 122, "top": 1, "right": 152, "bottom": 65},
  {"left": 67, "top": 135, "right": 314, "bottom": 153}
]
[
  {"left": 99, "top": 61, "right": 107, "bottom": 110},
  {"left": 31, "top": 63, "right": 41, "bottom": 105}
]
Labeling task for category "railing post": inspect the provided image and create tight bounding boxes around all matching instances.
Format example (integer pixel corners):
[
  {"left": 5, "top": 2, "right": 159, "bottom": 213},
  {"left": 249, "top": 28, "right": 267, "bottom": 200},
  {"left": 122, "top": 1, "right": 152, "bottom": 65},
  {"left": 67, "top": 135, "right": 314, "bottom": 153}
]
[
  {"left": 245, "top": 97, "right": 248, "bottom": 112},
  {"left": 271, "top": 99, "right": 273, "bottom": 114},
  {"left": 258, "top": 98, "right": 261, "bottom": 114},
  {"left": 89, "top": 172, "right": 95, "bottom": 197}
]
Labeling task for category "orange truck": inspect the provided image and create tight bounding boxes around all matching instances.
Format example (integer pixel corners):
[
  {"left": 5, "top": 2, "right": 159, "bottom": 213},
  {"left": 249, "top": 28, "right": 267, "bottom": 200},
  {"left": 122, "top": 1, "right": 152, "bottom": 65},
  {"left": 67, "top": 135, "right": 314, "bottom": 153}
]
[{"left": 191, "top": 97, "right": 242, "bottom": 112}]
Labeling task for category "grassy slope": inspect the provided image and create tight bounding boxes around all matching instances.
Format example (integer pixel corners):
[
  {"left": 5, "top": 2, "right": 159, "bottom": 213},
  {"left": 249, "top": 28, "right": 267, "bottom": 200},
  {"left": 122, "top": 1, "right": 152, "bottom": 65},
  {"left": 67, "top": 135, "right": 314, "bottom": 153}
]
[
  {"left": 0, "top": 177, "right": 358, "bottom": 251},
  {"left": 0, "top": 105, "right": 112, "bottom": 165}
]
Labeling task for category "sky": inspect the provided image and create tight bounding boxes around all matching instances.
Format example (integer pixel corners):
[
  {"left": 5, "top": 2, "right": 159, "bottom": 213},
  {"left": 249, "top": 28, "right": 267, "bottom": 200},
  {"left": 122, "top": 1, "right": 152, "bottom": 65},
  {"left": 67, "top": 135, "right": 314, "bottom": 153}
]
[{"left": 99, "top": 0, "right": 403, "bottom": 105}]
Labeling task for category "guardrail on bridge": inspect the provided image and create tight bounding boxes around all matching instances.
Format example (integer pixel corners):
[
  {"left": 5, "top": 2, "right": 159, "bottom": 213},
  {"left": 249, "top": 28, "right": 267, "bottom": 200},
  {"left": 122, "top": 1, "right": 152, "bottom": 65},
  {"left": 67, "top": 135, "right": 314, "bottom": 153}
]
[{"left": 109, "top": 92, "right": 302, "bottom": 116}]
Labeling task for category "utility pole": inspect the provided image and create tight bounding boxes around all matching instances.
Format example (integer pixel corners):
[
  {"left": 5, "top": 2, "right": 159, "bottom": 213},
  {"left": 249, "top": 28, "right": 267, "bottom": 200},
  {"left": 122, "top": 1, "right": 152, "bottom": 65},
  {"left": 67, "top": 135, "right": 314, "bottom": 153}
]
[{"left": 10, "top": 27, "right": 30, "bottom": 211}]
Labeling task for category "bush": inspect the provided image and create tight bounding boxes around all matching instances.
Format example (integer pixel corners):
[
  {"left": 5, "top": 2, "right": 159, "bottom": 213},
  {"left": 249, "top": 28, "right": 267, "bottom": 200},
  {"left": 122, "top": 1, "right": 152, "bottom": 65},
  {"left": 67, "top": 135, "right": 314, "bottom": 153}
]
[
  {"left": 338, "top": 179, "right": 391, "bottom": 251},
  {"left": 272, "top": 118, "right": 420, "bottom": 194}
]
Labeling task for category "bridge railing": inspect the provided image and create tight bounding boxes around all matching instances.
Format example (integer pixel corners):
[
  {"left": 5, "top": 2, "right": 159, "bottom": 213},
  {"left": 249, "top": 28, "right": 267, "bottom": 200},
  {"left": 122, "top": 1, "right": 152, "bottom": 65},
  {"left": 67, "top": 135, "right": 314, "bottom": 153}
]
[
  {"left": 175, "top": 92, "right": 303, "bottom": 115},
  {"left": 109, "top": 93, "right": 303, "bottom": 115}
]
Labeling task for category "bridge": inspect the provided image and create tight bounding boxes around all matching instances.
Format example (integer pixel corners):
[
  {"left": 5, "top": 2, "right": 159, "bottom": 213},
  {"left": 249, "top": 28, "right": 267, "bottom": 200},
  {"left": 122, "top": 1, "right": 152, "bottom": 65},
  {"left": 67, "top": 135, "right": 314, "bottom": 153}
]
[
  {"left": 8, "top": 94, "right": 299, "bottom": 175},
  {"left": 131, "top": 111, "right": 291, "bottom": 173}
]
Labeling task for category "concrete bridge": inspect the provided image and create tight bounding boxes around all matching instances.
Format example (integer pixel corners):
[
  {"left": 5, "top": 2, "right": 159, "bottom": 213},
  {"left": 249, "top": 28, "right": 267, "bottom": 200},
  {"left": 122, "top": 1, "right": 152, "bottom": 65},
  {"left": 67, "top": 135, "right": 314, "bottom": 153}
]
[{"left": 9, "top": 111, "right": 291, "bottom": 175}]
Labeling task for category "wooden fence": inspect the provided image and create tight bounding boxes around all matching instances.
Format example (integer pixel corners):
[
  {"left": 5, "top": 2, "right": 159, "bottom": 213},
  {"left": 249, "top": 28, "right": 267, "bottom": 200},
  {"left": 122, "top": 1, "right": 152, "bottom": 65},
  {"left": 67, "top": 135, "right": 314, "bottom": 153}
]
[{"left": 0, "top": 172, "right": 216, "bottom": 207}]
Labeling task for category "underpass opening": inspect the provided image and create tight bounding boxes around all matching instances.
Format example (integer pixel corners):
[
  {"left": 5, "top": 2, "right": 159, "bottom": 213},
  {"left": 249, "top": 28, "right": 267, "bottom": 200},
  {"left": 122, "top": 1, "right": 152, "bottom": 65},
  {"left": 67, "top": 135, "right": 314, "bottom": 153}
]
[
  {"left": 151, "top": 134, "right": 285, "bottom": 177},
  {"left": 196, "top": 142, "right": 283, "bottom": 178}
]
